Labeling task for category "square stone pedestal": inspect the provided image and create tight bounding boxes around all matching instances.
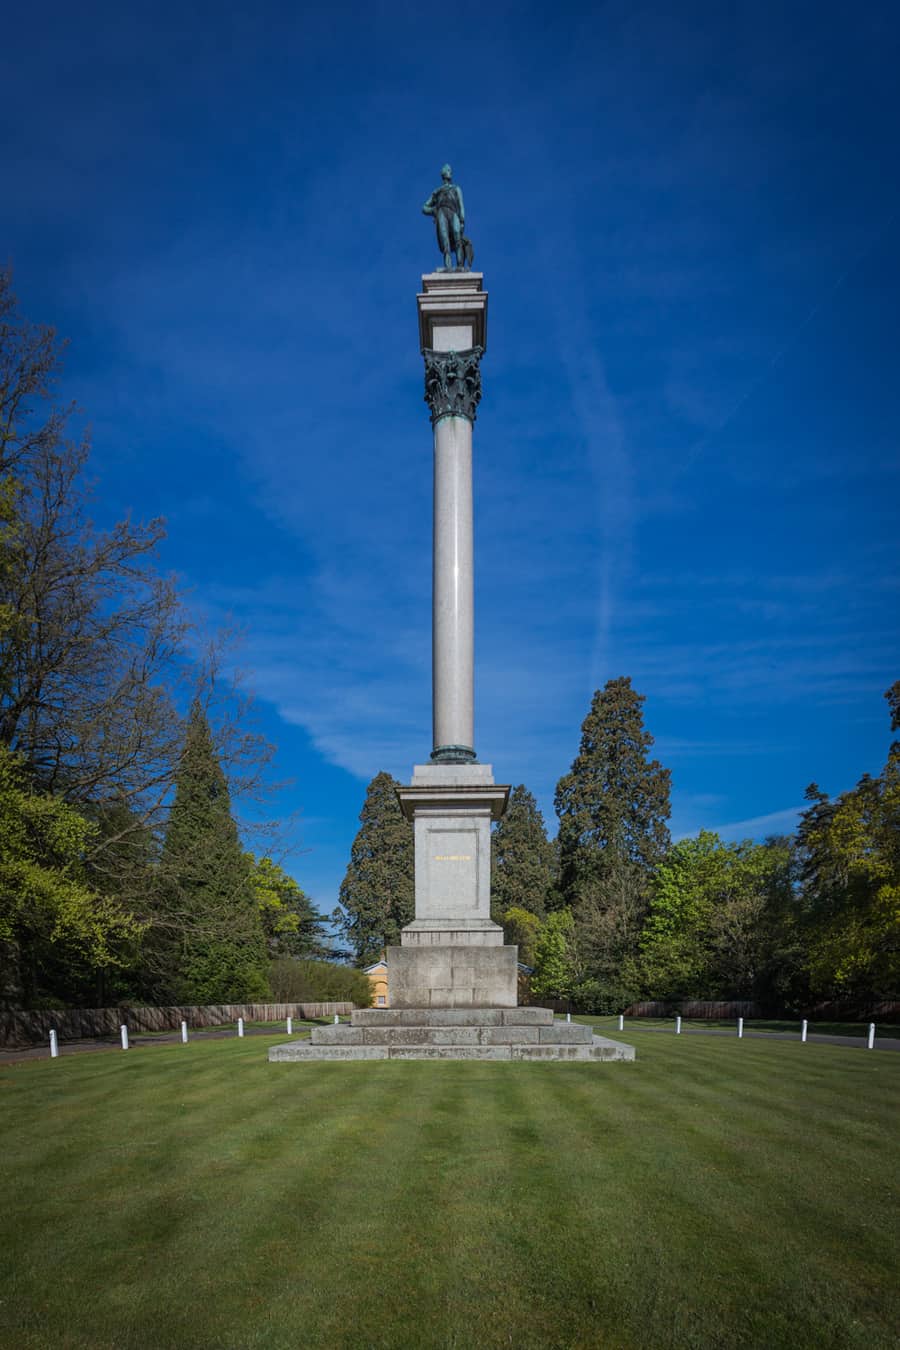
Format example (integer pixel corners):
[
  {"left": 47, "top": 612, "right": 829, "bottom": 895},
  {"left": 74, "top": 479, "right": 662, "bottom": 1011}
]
[
  {"left": 395, "top": 763, "right": 514, "bottom": 1009},
  {"left": 387, "top": 943, "right": 518, "bottom": 1009}
]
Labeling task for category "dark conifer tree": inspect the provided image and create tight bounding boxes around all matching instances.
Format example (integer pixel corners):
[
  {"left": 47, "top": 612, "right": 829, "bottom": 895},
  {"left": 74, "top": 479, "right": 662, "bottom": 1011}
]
[
  {"left": 555, "top": 677, "right": 671, "bottom": 990},
  {"left": 335, "top": 771, "right": 413, "bottom": 964},
  {"left": 490, "top": 784, "right": 555, "bottom": 922},
  {"left": 156, "top": 703, "right": 269, "bottom": 1003}
]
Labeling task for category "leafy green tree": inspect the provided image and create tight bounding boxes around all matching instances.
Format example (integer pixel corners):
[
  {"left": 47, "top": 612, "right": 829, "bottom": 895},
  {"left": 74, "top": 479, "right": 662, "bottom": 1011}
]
[
  {"left": 155, "top": 703, "right": 269, "bottom": 1003},
  {"left": 796, "top": 683, "right": 900, "bottom": 1004},
  {"left": 640, "top": 830, "right": 793, "bottom": 1002},
  {"left": 250, "top": 856, "right": 330, "bottom": 959},
  {"left": 335, "top": 772, "right": 413, "bottom": 964},
  {"left": 555, "top": 677, "right": 671, "bottom": 985},
  {"left": 0, "top": 745, "right": 143, "bottom": 1005},
  {"left": 501, "top": 905, "right": 542, "bottom": 966},
  {"left": 530, "top": 909, "right": 579, "bottom": 1003},
  {"left": 490, "top": 784, "right": 555, "bottom": 921},
  {"left": 0, "top": 271, "right": 279, "bottom": 1007}
]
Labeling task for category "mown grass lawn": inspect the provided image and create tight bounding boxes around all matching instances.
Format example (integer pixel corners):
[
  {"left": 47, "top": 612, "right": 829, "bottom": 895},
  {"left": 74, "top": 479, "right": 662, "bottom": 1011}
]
[{"left": 1, "top": 1033, "right": 897, "bottom": 1350}]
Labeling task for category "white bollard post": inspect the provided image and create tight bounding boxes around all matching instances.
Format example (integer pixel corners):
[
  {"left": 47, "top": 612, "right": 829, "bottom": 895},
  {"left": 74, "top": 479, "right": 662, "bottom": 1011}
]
[
  {"left": 676, "top": 1015, "right": 682, "bottom": 1035},
  {"left": 566, "top": 1011, "right": 571, "bottom": 1023},
  {"left": 618, "top": 1014, "right": 624, "bottom": 1031},
  {"left": 181, "top": 1020, "right": 188, "bottom": 1043},
  {"left": 237, "top": 1017, "right": 244, "bottom": 1038},
  {"left": 334, "top": 1013, "right": 339, "bottom": 1025},
  {"left": 286, "top": 1016, "right": 292, "bottom": 1035},
  {"left": 737, "top": 1017, "right": 744, "bottom": 1039},
  {"left": 49, "top": 1029, "right": 59, "bottom": 1058},
  {"left": 120, "top": 1024, "right": 129, "bottom": 1050},
  {"left": 868, "top": 1023, "right": 875, "bottom": 1050},
  {"left": 801, "top": 1019, "right": 808, "bottom": 1043}
]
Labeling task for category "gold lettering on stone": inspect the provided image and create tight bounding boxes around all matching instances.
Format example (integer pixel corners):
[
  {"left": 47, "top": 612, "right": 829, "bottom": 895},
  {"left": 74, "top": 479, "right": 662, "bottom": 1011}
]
[{"left": 434, "top": 854, "right": 472, "bottom": 861}]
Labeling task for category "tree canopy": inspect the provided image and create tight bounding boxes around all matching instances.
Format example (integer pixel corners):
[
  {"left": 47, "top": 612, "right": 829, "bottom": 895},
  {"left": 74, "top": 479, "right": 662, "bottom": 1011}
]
[
  {"left": 795, "top": 682, "right": 900, "bottom": 1006},
  {"left": 640, "top": 831, "right": 794, "bottom": 1002},
  {"left": 250, "top": 856, "right": 331, "bottom": 960},
  {"left": 0, "top": 745, "right": 144, "bottom": 1006},
  {"left": 554, "top": 677, "right": 671, "bottom": 999},
  {"left": 335, "top": 771, "right": 414, "bottom": 964},
  {"left": 491, "top": 784, "right": 555, "bottom": 921},
  {"left": 154, "top": 702, "right": 270, "bottom": 1004}
]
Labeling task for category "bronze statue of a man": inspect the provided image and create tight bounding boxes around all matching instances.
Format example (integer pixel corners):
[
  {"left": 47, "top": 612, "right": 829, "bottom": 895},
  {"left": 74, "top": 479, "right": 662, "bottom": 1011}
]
[{"left": 422, "top": 165, "right": 471, "bottom": 271}]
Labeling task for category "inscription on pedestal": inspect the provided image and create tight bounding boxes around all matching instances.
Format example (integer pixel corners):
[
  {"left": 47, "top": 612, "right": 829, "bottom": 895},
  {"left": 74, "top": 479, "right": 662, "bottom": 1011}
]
[{"left": 426, "top": 828, "right": 480, "bottom": 914}]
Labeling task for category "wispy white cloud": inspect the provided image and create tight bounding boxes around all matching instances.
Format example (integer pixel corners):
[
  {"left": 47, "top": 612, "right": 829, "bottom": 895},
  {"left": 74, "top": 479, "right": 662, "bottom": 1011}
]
[{"left": 706, "top": 804, "right": 807, "bottom": 842}]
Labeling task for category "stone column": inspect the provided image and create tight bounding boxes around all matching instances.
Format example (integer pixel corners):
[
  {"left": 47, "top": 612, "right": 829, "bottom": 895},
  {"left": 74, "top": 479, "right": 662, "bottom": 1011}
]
[
  {"left": 390, "top": 271, "right": 514, "bottom": 1008},
  {"left": 430, "top": 374, "right": 477, "bottom": 761},
  {"left": 417, "top": 272, "right": 487, "bottom": 764}
]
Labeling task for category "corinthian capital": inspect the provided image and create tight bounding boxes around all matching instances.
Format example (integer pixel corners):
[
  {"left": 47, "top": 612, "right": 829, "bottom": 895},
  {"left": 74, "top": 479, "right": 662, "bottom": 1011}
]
[{"left": 422, "top": 346, "right": 484, "bottom": 425}]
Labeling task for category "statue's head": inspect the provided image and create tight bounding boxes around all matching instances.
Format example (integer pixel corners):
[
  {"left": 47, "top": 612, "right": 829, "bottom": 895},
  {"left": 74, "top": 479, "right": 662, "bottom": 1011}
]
[{"left": 441, "top": 163, "right": 452, "bottom": 182}]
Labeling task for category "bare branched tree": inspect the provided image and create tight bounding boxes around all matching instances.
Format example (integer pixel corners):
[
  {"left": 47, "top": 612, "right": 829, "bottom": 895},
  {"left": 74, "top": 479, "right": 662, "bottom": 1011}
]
[{"left": 0, "top": 266, "right": 285, "bottom": 1003}]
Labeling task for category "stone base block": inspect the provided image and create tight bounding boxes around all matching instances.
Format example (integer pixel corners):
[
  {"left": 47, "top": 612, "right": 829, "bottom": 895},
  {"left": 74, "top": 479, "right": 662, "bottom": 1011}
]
[
  {"left": 401, "top": 921, "right": 504, "bottom": 947},
  {"left": 268, "top": 1033, "right": 635, "bottom": 1063},
  {"left": 387, "top": 944, "right": 518, "bottom": 1008}
]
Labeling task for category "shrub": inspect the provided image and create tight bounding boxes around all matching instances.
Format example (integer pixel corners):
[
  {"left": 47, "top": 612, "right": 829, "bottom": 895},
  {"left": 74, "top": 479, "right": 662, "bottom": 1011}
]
[
  {"left": 571, "top": 977, "right": 635, "bottom": 1016},
  {"left": 269, "top": 958, "right": 373, "bottom": 1007}
]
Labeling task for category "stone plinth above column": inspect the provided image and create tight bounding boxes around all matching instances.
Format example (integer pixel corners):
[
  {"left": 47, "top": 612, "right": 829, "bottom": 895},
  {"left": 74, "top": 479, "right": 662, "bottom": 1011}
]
[{"left": 417, "top": 271, "right": 487, "bottom": 354}]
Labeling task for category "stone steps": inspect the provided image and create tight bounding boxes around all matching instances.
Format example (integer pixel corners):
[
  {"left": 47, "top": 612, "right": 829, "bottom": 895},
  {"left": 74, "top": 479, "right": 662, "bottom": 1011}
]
[
  {"left": 310, "top": 1022, "right": 594, "bottom": 1046},
  {"left": 268, "top": 1035, "right": 633, "bottom": 1062},
  {"left": 267, "top": 1005, "right": 635, "bottom": 1063}
]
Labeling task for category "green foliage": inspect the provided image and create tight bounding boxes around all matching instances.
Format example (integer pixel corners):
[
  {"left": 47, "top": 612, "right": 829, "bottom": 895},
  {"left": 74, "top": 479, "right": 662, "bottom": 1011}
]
[
  {"left": 795, "top": 685, "right": 900, "bottom": 1004},
  {"left": 501, "top": 905, "right": 542, "bottom": 966},
  {"left": 155, "top": 704, "right": 270, "bottom": 1004},
  {"left": 555, "top": 677, "right": 671, "bottom": 897},
  {"left": 530, "top": 909, "right": 579, "bottom": 1002},
  {"left": 0, "top": 745, "right": 143, "bottom": 1003},
  {"left": 268, "top": 957, "right": 373, "bottom": 1007},
  {"left": 555, "top": 677, "right": 671, "bottom": 987},
  {"left": 250, "top": 856, "right": 330, "bottom": 959},
  {"left": 569, "top": 975, "right": 636, "bottom": 1016},
  {"left": 335, "top": 771, "right": 413, "bottom": 964},
  {"left": 641, "top": 831, "right": 794, "bottom": 1003},
  {"left": 490, "top": 784, "right": 555, "bottom": 921}
]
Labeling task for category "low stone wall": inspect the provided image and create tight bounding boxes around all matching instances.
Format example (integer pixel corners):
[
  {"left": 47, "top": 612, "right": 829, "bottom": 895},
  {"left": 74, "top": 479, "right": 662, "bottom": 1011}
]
[{"left": 0, "top": 1002, "right": 354, "bottom": 1047}]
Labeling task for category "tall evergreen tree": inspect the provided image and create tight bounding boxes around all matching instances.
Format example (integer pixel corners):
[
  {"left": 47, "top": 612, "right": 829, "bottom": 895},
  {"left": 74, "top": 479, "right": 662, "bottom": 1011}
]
[
  {"left": 555, "top": 677, "right": 671, "bottom": 989},
  {"left": 335, "top": 771, "right": 413, "bottom": 964},
  {"left": 156, "top": 703, "right": 269, "bottom": 1003},
  {"left": 491, "top": 784, "right": 555, "bottom": 922}
]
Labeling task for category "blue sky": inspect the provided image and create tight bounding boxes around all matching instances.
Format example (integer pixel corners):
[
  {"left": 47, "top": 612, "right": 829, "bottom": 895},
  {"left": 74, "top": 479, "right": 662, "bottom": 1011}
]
[{"left": 3, "top": 1, "right": 898, "bottom": 917}]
